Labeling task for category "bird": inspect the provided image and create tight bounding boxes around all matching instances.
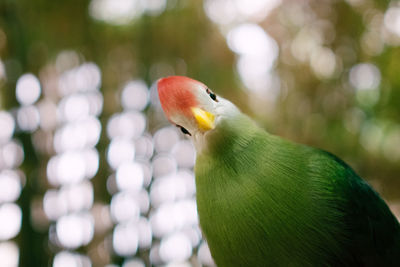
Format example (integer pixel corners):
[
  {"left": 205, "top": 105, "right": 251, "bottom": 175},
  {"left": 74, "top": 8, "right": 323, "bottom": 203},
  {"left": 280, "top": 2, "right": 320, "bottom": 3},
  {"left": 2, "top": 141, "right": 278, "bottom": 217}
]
[{"left": 157, "top": 76, "right": 400, "bottom": 267}]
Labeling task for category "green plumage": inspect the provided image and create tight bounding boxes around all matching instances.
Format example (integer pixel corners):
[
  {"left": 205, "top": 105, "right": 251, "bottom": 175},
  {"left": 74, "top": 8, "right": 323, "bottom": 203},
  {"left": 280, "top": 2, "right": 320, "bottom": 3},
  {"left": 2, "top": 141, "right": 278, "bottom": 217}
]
[{"left": 195, "top": 113, "right": 400, "bottom": 266}]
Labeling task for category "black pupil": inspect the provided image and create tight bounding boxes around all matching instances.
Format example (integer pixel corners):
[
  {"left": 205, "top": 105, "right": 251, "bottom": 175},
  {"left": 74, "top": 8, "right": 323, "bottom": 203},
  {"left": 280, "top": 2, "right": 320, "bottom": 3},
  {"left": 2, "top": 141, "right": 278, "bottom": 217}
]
[
  {"left": 179, "top": 126, "right": 191, "bottom": 136},
  {"left": 206, "top": 88, "right": 217, "bottom": 101},
  {"left": 209, "top": 92, "right": 217, "bottom": 101}
]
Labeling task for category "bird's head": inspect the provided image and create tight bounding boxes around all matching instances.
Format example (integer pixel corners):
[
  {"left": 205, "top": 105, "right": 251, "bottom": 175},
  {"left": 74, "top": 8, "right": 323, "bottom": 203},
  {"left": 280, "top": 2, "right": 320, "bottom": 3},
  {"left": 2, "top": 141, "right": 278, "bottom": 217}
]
[{"left": 157, "top": 76, "right": 238, "bottom": 150}]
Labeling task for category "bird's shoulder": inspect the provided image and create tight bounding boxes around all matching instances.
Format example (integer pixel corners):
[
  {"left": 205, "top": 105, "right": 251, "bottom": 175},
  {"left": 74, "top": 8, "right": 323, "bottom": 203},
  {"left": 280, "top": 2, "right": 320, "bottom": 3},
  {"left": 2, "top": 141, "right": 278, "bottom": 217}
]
[{"left": 306, "top": 149, "right": 400, "bottom": 264}]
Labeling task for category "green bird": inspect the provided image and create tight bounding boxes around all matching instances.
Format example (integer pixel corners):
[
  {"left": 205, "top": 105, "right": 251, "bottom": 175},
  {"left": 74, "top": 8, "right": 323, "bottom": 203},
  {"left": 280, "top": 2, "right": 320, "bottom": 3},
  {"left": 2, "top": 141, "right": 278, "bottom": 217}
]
[{"left": 157, "top": 76, "right": 400, "bottom": 266}]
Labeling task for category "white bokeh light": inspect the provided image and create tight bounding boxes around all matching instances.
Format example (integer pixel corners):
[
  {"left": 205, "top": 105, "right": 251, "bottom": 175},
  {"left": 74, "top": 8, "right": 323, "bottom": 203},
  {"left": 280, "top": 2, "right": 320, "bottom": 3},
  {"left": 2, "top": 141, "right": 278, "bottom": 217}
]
[
  {"left": 116, "top": 162, "right": 144, "bottom": 192},
  {"left": 110, "top": 192, "right": 140, "bottom": 223},
  {"left": 234, "top": 0, "right": 281, "bottom": 21},
  {"left": 137, "top": 189, "right": 150, "bottom": 214},
  {"left": 43, "top": 190, "right": 68, "bottom": 221},
  {"left": 150, "top": 203, "right": 176, "bottom": 238},
  {"left": 1, "top": 141, "right": 24, "bottom": 169},
  {"left": 53, "top": 251, "right": 92, "bottom": 267},
  {"left": 58, "top": 63, "right": 102, "bottom": 95},
  {"left": 349, "top": 63, "right": 381, "bottom": 91},
  {"left": 153, "top": 127, "right": 180, "bottom": 153},
  {"left": 227, "top": 23, "right": 279, "bottom": 93},
  {"left": 17, "top": 105, "right": 40, "bottom": 132},
  {"left": 204, "top": 0, "right": 280, "bottom": 25},
  {"left": 46, "top": 150, "right": 97, "bottom": 186},
  {"left": 83, "top": 148, "right": 100, "bottom": 179},
  {"left": 75, "top": 63, "right": 102, "bottom": 91},
  {"left": 122, "top": 258, "right": 145, "bottom": 267},
  {"left": 87, "top": 91, "right": 104, "bottom": 116},
  {"left": 58, "top": 94, "right": 91, "bottom": 122},
  {"left": 171, "top": 140, "right": 196, "bottom": 168},
  {"left": 113, "top": 221, "right": 139, "bottom": 256},
  {"left": 56, "top": 213, "right": 94, "bottom": 249},
  {"left": 59, "top": 181, "right": 94, "bottom": 213},
  {"left": 107, "top": 138, "right": 135, "bottom": 169},
  {"left": 89, "top": 0, "right": 144, "bottom": 25},
  {"left": 55, "top": 50, "right": 80, "bottom": 73},
  {"left": 138, "top": 161, "right": 153, "bottom": 187},
  {"left": 138, "top": 217, "right": 152, "bottom": 249},
  {"left": 83, "top": 117, "right": 102, "bottom": 147},
  {"left": 54, "top": 124, "right": 86, "bottom": 153},
  {"left": 43, "top": 61, "right": 103, "bottom": 267},
  {"left": 134, "top": 135, "right": 154, "bottom": 160},
  {"left": 0, "top": 241, "right": 19, "bottom": 267},
  {"left": 159, "top": 232, "right": 192, "bottom": 263},
  {"left": 0, "top": 170, "right": 21, "bottom": 203},
  {"left": 183, "top": 226, "right": 201, "bottom": 247},
  {"left": 198, "top": 241, "right": 215, "bottom": 266},
  {"left": 0, "top": 112, "right": 15, "bottom": 143},
  {"left": 149, "top": 244, "right": 162, "bottom": 265},
  {"left": 151, "top": 175, "right": 178, "bottom": 207},
  {"left": 227, "top": 23, "right": 278, "bottom": 58},
  {"left": 310, "top": 47, "right": 337, "bottom": 79},
  {"left": 150, "top": 200, "right": 198, "bottom": 239},
  {"left": 152, "top": 155, "right": 177, "bottom": 178},
  {"left": 291, "top": 27, "right": 323, "bottom": 63},
  {"left": 384, "top": 7, "right": 400, "bottom": 37},
  {"left": 150, "top": 172, "right": 195, "bottom": 207},
  {"left": 16, "top": 73, "right": 41, "bottom": 105},
  {"left": 56, "top": 152, "right": 87, "bottom": 185},
  {"left": 0, "top": 203, "right": 22, "bottom": 240},
  {"left": 107, "top": 112, "right": 146, "bottom": 139},
  {"left": 237, "top": 59, "right": 280, "bottom": 95},
  {"left": 204, "top": 0, "right": 238, "bottom": 26},
  {"left": 144, "top": 0, "right": 167, "bottom": 15},
  {"left": 54, "top": 118, "right": 101, "bottom": 153},
  {"left": 121, "top": 80, "right": 149, "bottom": 111}
]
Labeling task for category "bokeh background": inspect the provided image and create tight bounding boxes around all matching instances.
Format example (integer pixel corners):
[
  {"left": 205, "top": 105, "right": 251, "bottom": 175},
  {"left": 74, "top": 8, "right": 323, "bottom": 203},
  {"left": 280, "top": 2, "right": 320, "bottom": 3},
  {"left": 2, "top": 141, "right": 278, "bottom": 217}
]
[{"left": 0, "top": 0, "right": 399, "bottom": 266}]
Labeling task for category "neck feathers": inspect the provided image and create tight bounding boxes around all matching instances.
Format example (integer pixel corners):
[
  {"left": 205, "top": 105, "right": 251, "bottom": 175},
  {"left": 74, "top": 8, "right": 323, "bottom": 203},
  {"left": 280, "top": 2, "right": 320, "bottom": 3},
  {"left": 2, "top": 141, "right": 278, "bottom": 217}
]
[{"left": 202, "top": 113, "right": 262, "bottom": 156}]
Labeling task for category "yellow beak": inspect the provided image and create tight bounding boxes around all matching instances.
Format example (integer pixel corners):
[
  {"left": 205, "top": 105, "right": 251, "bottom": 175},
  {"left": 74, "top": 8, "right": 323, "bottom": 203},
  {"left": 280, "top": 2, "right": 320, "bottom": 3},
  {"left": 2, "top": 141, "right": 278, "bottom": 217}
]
[{"left": 191, "top": 107, "right": 215, "bottom": 131}]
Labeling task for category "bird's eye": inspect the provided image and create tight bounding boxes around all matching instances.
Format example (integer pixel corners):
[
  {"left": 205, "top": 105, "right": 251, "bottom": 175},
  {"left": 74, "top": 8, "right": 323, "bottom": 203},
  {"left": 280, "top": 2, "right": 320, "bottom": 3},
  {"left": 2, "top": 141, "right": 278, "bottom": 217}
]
[
  {"left": 206, "top": 88, "right": 218, "bottom": 102},
  {"left": 177, "top": 125, "right": 191, "bottom": 136}
]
